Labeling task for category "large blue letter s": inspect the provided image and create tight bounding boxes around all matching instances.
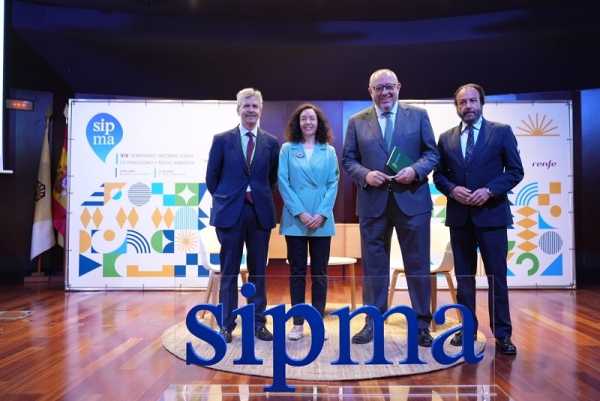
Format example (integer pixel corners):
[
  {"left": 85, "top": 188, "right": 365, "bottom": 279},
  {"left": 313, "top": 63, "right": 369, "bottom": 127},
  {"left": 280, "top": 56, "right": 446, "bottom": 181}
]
[{"left": 185, "top": 304, "right": 227, "bottom": 366}]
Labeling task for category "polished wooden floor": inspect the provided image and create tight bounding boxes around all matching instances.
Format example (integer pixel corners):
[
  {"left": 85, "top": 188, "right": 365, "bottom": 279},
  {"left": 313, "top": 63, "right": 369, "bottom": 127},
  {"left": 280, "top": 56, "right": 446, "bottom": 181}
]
[{"left": 1, "top": 263, "right": 599, "bottom": 400}]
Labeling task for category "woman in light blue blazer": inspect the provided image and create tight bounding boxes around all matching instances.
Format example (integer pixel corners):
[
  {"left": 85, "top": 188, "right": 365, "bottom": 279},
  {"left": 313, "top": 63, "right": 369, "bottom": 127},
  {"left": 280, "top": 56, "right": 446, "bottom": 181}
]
[{"left": 278, "top": 103, "right": 339, "bottom": 341}]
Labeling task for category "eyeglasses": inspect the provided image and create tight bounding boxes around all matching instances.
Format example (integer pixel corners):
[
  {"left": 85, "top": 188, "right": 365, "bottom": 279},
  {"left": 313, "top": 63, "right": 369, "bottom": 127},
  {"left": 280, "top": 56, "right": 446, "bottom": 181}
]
[{"left": 370, "top": 83, "right": 398, "bottom": 94}]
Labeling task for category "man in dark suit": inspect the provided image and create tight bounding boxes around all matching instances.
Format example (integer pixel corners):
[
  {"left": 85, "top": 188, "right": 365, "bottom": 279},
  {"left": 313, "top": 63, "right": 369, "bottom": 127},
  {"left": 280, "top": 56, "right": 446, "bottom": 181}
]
[
  {"left": 342, "top": 69, "right": 440, "bottom": 346},
  {"left": 206, "top": 88, "right": 280, "bottom": 343},
  {"left": 433, "top": 83, "right": 524, "bottom": 355}
]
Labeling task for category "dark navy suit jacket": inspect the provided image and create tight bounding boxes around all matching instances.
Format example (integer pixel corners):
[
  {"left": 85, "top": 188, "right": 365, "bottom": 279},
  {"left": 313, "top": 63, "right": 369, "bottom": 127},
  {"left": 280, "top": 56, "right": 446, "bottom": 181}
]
[
  {"left": 433, "top": 118, "right": 524, "bottom": 227},
  {"left": 206, "top": 126, "right": 279, "bottom": 229}
]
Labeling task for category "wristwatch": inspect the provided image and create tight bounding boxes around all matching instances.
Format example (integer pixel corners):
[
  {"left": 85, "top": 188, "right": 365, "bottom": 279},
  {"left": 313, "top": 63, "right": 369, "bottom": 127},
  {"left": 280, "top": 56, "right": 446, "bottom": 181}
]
[{"left": 486, "top": 187, "right": 494, "bottom": 197}]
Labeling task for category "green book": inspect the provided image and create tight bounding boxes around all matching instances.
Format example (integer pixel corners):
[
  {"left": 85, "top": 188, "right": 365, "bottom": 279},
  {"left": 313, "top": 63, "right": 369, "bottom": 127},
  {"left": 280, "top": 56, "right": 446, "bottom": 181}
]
[{"left": 386, "top": 146, "right": 414, "bottom": 174}]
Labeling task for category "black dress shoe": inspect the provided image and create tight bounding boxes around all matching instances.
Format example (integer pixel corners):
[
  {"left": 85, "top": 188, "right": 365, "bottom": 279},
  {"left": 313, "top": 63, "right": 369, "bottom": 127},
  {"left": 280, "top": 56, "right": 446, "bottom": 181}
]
[
  {"left": 219, "top": 326, "right": 233, "bottom": 344},
  {"left": 255, "top": 326, "right": 274, "bottom": 341},
  {"left": 450, "top": 331, "right": 477, "bottom": 346},
  {"left": 352, "top": 324, "right": 374, "bottom": 344},
  {"left": 495, "top": 337, "right": 517, "bottom": 355},
  {"left": 417, "top": 328, "right": 434, "bottom": 347}
]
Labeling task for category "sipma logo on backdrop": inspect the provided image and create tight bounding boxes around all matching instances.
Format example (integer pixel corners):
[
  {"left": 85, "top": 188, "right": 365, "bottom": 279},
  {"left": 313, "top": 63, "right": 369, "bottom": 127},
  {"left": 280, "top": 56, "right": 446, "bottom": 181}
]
[
  {"left": 186, "top": 283, "right": 482, "bottom": 393},
  {"left": 86, "top": 113, "right": 123, "bottom": 162}
]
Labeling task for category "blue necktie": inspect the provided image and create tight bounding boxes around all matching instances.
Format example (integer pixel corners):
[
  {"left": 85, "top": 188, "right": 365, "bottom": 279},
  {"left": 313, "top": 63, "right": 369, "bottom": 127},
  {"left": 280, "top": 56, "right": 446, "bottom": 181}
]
[
  {"left": 384, "top": 112, "right": 393, "bottom": 151},
  {"left": 464, "top": 125, "right": 474, "bottom": 165}
]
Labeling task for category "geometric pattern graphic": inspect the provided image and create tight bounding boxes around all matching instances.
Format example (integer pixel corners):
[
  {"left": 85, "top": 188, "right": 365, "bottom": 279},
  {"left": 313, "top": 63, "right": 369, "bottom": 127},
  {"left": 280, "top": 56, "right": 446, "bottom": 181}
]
[
  {"left": 67, "top": 100, "right": 247, "bottom": 288},
  {"left": 430, "top": 183, "right": 447, "bottom": 223},
  {"left": 516, "top": 113, "right": 559, "bottom": 137},
  {"left": 79, "top": 230, "right": 92, "bottom": 252},
  {"left": 80, "top": 207, "right": 104, "bottom": 229},
  {"left": 540, "top": 182, "right": 563, "bottom": 219},
  {"left": 506, "top": 240, "right": 516, "bottom": 276},
  {"left": 128, "top": 182, "right": 152, "bottom": 206},
  {"left": 127, "top": 230, "right": 151, "bottom": 253},
  {"left": 103, "top": 253, "right": 123, "bottom": 277},
  {"left": 512, "top": 180, "right": 567, "bottom": 278},
  {"left": 104, "top": 183, "right": 127, "bottom": 204},
  {"left": 429, "top": 175, "right": 569, "bottom": 282},
  {"left": 151, "top": 207, "right": 175, "bottom": 229},
  {"left": 173, "top": 252, "right": 210, "bottom": 278},
  {"left": 100, "top": 230, "right": 127, "bottom": 254},
  {"left": 174, "top": 207, "right": 198, "bottom": 230},
  {"left": 151, "top": 183, "right": 164, "bottom": 195},
  {"left": 151, "top": 229, "right": 175, "bottom": 253},
  {"left": 81, "top": 184, "right": 106, "bottom": 206},
  {"left": 540, "top": 254, "right": 563, "bottom": 276},
  {"left": 175, "top": 230, "right": 198, "bottom": 253},
  {"left": 515, "top": 252, "right": 540, "bottom": 276},
  {"left": 79, "top": 254, "right": 102, "bottom": 276},
  {"left": 73, "top": 180, "right": 219, "bottom": 282},
  {"left": 539, "top": 231, "right": 563, "bottom": 255},
  {"left": 514, "top": 182, "right": 538, "bottom": 206},
  {"left": 515, "top": 205, "right": 538, "bottom": 252},
  {"left": 175, "top": 183, "right": 199, "bottom": 206},
  {"left": 72, "top": 177, "right": 222, "bottom": 283},
  {"left": 127, "top": 264, "right": 174, "bottom": 277},
  {"left": 538, "top": 212, "right": 556, "bottom": 229},
  {"left": 116, "top": 207, "right": 139, "bottom": 228},
  {"left": 81, "top": 183, "right": 127, "bottom": 206}
]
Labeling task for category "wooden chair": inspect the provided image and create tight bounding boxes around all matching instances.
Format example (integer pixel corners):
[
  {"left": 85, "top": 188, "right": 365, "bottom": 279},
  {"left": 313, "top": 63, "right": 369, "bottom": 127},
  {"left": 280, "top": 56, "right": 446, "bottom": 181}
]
[
  {"left": 198, "top": 226, "right": 249, "bottom": 328},
  {"left": 387, "top": 228, "right": 461, "bottom": 331}
]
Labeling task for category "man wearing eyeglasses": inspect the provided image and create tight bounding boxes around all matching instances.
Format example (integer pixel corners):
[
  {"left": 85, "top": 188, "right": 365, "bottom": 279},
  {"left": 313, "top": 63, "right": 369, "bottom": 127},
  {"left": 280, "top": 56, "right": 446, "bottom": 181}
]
[{"left": 342, "top": 69, "right": 439, "bottom": 346}]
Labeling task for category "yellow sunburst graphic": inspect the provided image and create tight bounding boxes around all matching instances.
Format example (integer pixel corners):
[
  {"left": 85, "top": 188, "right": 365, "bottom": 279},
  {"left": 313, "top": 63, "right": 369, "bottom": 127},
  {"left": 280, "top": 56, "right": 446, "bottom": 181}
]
[
  {"left": 175, "top": 230, "right": 198, "bottom": 253},
  {"left": 516, "top": 113, "right": 559, "bottom": 136}
]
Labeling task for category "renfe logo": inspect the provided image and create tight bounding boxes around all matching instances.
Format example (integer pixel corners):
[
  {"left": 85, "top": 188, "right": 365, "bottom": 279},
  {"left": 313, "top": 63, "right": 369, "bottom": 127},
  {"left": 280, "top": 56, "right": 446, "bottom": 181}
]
[
  {"left": 186, "top": 283, "right": 482, "bottom": 393},
  {"left": 86, "top": 113, "right": 123, "bottom": 162}
]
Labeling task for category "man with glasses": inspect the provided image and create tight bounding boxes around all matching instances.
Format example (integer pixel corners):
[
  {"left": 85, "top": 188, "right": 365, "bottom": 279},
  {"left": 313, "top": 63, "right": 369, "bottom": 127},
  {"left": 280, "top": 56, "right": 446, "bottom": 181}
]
[{"left": 342, "top": 69, "right": 439, "bottom": 346}]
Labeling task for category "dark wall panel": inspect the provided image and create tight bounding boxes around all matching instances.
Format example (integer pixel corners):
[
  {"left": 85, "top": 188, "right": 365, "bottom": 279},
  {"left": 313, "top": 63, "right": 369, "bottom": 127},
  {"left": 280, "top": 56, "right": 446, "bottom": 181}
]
[
  {"left": 0, "top": 89, "right": 55, "bottom": 281},
  {"left": 577, "top": 89, "right": 600, "bottom": 283}
]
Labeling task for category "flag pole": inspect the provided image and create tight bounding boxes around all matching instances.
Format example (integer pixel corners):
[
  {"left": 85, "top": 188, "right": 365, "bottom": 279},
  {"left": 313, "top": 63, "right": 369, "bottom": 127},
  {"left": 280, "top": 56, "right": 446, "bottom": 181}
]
[
  {"left": 27, "top": 105, "right": 56, "bottom": 282},
  {"left": 61, "top": 104, "right": 68, "bottom": 278}
]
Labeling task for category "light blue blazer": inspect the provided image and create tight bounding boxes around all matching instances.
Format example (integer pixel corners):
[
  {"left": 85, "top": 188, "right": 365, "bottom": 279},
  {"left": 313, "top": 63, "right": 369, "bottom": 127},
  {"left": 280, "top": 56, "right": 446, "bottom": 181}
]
[{"left": 278, "top": 141, "right": 339, "bottom": 237}]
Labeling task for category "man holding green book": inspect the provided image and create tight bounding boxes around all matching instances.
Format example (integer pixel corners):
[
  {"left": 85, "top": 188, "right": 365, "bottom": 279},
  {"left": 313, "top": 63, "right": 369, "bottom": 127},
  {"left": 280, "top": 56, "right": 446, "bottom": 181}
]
[{"left": 342, "top": 69, "right": 440, "bottom": 346}]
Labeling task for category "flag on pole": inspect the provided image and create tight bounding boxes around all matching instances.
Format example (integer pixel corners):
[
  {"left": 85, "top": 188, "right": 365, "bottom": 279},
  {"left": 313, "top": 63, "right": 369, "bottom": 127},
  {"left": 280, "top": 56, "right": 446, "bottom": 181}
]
[
  {"left": 30, "top": 106, "right": 56, "bottom": 260},
  {"left": 52, "top": 104, "right": 68, "bottom": 247}
]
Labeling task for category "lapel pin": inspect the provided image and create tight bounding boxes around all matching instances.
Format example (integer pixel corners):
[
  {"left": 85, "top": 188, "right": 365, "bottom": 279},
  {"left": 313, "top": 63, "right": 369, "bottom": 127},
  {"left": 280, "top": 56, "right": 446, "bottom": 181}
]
[{"left": 295, "top": 152, "right": 304, "bottom": 158}]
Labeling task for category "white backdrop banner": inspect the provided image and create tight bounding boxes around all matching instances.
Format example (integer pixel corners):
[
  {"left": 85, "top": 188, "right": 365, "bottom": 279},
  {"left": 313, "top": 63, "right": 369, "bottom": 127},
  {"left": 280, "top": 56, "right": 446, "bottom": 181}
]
[
  {"left": 345, "top": 100, "right": 574, "bottom": 289},
  {"left": 67, "top": 100, "right": 239, "bottom": 289},
  {"left": 410, "top": 100, "right": 574, "bottom": 289},
  {"left": 67, "top": 99, "right": 573, "bottom": 289}
]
